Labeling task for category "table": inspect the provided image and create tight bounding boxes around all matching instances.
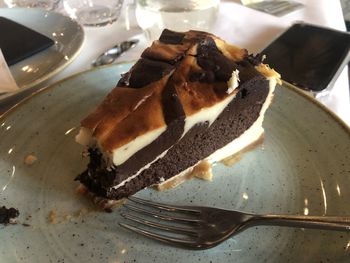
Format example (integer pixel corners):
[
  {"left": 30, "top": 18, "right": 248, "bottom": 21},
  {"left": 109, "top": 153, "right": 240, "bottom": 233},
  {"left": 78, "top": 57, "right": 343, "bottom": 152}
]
[{"left": 1, "top": 0, "right": 349, "bottom": 126}]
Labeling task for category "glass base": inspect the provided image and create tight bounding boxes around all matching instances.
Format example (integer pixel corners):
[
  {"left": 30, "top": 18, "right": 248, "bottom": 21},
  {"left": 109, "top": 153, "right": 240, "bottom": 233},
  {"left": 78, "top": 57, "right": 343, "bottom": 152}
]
[
  {"left": 4, "top": 0, "right": 60, "bottom": 10},
  {"left": 75, "top": 6, "right": 120, "bottom": 26}
]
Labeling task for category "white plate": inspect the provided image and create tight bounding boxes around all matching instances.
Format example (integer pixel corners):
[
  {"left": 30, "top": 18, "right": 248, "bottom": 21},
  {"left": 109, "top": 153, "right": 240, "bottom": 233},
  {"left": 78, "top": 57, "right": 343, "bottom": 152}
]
[
  {"left": 0, "top": 8, "right": 84, "bottom": 100},
  {"left": 0, "top": 63, "right": 349, "bottom": 262}
]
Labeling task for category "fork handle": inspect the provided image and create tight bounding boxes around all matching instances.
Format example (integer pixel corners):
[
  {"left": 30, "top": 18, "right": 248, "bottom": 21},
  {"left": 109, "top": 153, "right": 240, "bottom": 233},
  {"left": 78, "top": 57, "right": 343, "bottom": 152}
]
[{"left": 254, "top": 214, "right": 350, "bottom": 231}]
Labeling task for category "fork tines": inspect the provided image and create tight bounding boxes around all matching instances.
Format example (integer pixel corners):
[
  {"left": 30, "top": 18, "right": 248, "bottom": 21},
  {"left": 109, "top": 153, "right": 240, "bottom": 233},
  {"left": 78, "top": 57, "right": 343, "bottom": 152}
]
[{"left": 119, "top": 197, "right": 202, "bottom": 248}]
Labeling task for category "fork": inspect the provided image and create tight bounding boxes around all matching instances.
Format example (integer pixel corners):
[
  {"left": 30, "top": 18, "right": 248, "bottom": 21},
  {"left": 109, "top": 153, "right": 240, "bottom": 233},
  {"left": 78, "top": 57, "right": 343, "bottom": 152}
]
[{"left": 120, "top": 197, "right": 350, "bottom": 250}]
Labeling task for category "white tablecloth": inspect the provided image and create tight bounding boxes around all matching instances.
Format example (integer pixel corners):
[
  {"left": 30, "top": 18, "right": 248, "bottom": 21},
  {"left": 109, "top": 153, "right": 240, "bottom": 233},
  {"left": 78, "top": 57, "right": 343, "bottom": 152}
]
[{"left": 26, "top": 0, "right": 350, "bottom": 126}]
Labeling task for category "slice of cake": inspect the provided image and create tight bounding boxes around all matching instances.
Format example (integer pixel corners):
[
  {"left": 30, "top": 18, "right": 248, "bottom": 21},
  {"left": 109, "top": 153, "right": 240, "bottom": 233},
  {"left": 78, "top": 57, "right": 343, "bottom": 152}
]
[{"left": 75, "top": 29, "right": 280, "bottom": 202}]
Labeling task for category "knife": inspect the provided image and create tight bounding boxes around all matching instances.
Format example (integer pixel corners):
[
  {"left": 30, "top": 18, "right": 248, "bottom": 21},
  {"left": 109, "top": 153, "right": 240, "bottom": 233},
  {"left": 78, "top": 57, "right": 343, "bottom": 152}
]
[{"left": 92, "top": 38, "right": 139, "bottom": 67}]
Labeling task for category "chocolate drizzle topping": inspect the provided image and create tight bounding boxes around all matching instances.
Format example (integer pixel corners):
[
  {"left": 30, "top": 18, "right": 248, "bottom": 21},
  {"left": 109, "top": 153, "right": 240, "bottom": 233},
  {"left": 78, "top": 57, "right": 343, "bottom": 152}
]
[
  {"left": 117, "top": 58, "right": 174, "bottom": 88},
  {"left": 195, "top": 38, "right": 237, "bottom": 82},
  {"left": 247, "top": 53, "right": 265, "bottom": 66},
  {"left": 159, "top": 29, "right": 185, "bottom": 44}
]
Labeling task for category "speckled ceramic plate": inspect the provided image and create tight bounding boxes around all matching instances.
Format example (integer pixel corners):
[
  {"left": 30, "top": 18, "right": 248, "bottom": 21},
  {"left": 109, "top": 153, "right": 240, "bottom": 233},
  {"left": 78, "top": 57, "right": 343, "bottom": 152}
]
[
  {"left": 0, "top": 63, "right": 349, "bottom": 262},
  {"left": 0, "top": 8, "right": 84, "bottom": 100}
]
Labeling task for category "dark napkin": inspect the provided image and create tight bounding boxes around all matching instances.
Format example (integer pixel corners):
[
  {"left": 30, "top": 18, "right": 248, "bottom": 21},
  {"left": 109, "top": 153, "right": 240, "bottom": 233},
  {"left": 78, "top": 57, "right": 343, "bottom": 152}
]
[{"left": 0, "top": 16, "right": 54, "bottom": 66}]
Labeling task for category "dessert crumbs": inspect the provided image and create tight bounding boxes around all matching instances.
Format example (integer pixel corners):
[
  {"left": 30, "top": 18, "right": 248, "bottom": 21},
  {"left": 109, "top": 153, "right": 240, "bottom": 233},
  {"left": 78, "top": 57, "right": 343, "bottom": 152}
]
[
  {"left": 81, "top": 149, "right": 89, "bottom": 158},
  {"left": 93, "top": 196, "right": 126, "bottom": 210},
  {"left": 48, "top": 208, "right": 91, "bottom": 224},
  {"left": 220, "top": 153, "right": 242, "bottom": 167},
  {"left": 192, "top": 161, "right": 213, "bottom": 181},
  {"left": 48, "top": 210, "right": 57, "bottom": 224},
  {"left": 156, "top": 160, "right": 213, "bottom": 191},
  {"left": 75, "top": 184, "right": 89, "bottom": 195},
  {"left": 156, "top": 169, "right": 195, "bottom": 191},
  {"left": 221, "top": 134, "right": 264, "bottom": 167},
  {"left": 0, "top": 206, "right": 19, "bottom": 225},
  {"left": 24, "top": 154, "right": 38, "bottom": 165},
  {"left": 47, "top": 189, "right": 123, "bottom": 224},
  {"left": 76, "top": 184, "right": 126, "bottom": 211}
]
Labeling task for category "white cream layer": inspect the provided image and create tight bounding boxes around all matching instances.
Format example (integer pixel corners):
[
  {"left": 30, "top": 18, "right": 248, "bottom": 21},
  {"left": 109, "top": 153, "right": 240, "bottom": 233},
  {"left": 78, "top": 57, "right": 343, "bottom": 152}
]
[
  {"left": 111, "top": 126, "right": 166, "bottom": 165},
  {"left": 183, "top": 91, "right": 238, "bottom": 135},
  {"left": 110, "top": 77, "right": 276, "bottom": 191},
  {"left": 227, "top": 69, "right": 240, "bottom": 94}
]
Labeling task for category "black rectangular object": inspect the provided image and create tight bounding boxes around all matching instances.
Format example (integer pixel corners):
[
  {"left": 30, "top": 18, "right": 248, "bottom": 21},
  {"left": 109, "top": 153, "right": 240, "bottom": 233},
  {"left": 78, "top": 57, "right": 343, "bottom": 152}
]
[
  {"left": 0, "top": 17, "right": 54, "bottom": 66},
  {"left": 262, "top": 23, "right": 350, "bottom": 92}
]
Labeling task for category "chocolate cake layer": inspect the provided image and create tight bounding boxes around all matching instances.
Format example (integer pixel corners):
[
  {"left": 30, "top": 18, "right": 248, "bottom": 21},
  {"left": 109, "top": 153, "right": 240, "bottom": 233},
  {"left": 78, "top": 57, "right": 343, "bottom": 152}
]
[{"left": 75, "top": 29, "right": 280, "bottom": 200}]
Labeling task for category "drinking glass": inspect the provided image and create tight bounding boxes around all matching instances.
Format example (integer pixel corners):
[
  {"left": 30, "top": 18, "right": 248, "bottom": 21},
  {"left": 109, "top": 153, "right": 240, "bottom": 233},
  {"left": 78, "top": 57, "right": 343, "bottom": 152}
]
[
  {"left": 63, "top": 0, "right": 124, "bottom": 26},
  {"left": 4, "top": 0, "right": 60, "bottom": 10},
  {"left": 135, "top": 0, "right": 220, "bottom": 41}
]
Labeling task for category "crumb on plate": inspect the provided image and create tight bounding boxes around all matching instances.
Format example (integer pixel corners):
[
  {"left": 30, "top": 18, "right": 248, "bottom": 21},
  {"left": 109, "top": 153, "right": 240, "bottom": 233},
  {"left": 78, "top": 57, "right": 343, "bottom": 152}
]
[{"left": 24, "top": 154, "right": 38, "bottom": 165}]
